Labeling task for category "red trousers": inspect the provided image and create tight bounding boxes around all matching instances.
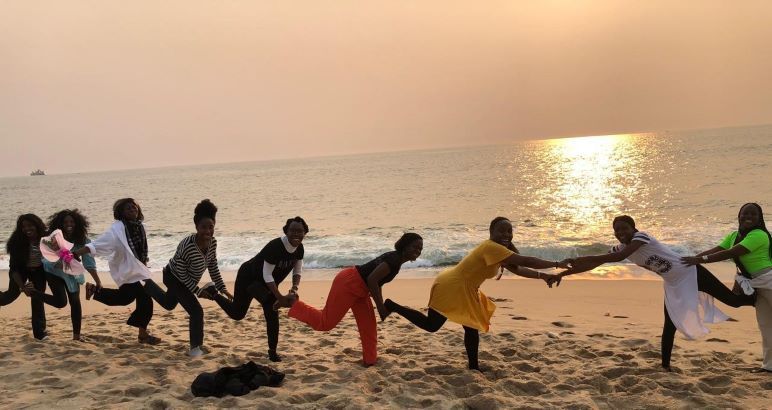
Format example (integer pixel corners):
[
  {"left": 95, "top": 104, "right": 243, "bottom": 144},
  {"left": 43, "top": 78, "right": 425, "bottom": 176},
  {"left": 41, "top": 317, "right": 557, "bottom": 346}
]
[{"left": 288, "top": 267, "right": 377, "bottom": 365}]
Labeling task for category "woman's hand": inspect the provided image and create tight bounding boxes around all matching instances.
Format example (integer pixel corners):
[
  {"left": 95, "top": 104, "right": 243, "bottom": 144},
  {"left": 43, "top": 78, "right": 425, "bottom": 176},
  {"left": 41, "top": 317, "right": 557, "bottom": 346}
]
[
  {"left": 547, "top": 271, "right": 566, "bottom": 287},
  {"left": 377, "top": 304, "right": 390, "bottom": 321},
  {"left": 22, "top": 282, "right": 36, "bottom": 297},
  {"left": 680, "top": 256, "right": 701, "bottom": 266},
  {"left": 543, "top": 273, "right": 563, "bottom": 288},
  {"left": 556, "top": 259, "right": 573, "bottom": 269},
  {"left": 43, "top": 238, "right": 60, "bottom": 252},
  {"left": 223, "top": 289, "right": 234, "bottom": 302}
]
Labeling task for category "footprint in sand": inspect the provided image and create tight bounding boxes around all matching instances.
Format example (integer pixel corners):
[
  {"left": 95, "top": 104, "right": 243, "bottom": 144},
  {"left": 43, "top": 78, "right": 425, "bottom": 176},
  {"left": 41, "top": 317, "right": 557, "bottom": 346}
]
[
  {"left": 488, "top": 297, "right": 511, "bottom": 302},
  {"left": 636, "top": 350, "right": 660, "bottom": 359},
  {"left": 699, "top": 375, "right": 731, "bottom": 387},
  {"left": 576, "top": 349, "right": 597, "bottom": 359},
  {"left": 706, "top": 338, "right": 730, "bottom": 343},
  {"left": 399, "top": 370, "right": 425, "bottom": 381},
  {"left": 619, "top": 338, "right": 648, "bottom": 347},
  {"left": 425, "top": 364, "right": 460, "bottom": 376},
  {"left": 502, "top": 380, "right": 548, "bottom": 396},
  {"left": 551, "top": 321, "right": 574, "bottom": 328},
  {"left": 615, "top": 353, "right": 635, "bottom": 361},
  {"left": 612, "top": 315, "right": 628, "bottom": 319},
  {"left": 513, "top": 362, "right": 541, "bottom": 373},
  {"left": 147, "top": 399, "right": 172, "bottom": 410},
  {"left": 510, "top": 316, "right": 528, "bottom": 320},
  {"left": 601, "top": 367, "right": 631, "bottom": 379}
]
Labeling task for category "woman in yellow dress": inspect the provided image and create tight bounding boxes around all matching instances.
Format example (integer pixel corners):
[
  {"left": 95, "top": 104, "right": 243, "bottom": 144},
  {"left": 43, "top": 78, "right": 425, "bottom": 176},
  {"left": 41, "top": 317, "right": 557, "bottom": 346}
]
[{"left": 385, "top": 217, "right": 569, "bottom": 370}]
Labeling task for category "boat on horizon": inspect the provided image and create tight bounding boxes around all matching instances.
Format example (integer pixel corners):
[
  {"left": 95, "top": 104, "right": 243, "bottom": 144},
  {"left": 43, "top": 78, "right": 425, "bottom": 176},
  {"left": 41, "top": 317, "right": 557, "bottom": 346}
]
[{"left": 30, "top": 169, "right": 45, "bottom": 176}]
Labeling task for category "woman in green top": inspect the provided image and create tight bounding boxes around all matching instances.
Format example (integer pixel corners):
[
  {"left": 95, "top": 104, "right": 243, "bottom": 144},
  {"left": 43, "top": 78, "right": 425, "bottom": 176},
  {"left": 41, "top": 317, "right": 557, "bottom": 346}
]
[{"left": 682, "top": 203, "right": 772, "bottom": 373}]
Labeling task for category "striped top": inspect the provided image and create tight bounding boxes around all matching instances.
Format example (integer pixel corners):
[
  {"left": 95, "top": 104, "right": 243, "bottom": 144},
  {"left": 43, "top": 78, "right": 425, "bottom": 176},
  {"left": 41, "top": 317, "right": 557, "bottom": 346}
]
[{"left": 167, "top": 234, "right": 225, "bottom": 294}]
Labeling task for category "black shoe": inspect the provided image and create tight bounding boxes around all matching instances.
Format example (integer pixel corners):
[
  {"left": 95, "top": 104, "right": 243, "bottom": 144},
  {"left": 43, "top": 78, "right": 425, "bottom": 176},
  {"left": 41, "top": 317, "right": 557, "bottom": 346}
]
[{"left": 268, "top": 349, "right": 282, "bottom": 362}]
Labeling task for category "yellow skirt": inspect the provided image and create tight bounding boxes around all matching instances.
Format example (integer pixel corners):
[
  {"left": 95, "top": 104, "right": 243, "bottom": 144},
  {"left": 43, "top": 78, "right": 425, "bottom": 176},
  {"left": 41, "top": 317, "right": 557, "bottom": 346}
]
[{"left": 427, "top": 271, "right": 496, "bottom": 332}]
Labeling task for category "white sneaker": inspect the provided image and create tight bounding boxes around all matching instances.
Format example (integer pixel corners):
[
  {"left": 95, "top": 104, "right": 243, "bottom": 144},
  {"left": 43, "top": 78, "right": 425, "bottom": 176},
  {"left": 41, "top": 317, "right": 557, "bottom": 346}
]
[{"left": 189, "top": 346, "right": 204, "bottom": 357}]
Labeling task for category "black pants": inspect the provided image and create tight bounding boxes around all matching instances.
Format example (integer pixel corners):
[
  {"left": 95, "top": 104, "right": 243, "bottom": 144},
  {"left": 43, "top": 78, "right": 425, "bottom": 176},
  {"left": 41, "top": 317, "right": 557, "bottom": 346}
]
[
  {"left": 143, "top": 267, "right": 204, "bottom": 348},
  {"left": 386, "top": 300, "right": 480, "bottom": 369},
  {"left": 67, "top": 289, "right": 82, "bottom": 336},
  {"left": 214, "top": 262, "right": 280, "bottom": 352},
  {"left": 1, "top": 267, "right": 68, "bottom": 339},
  {"left": 661, "top": 265, "right": 755, "bottom": 368},
  {"left": 94, "top": 281, "right": 153, "bottom": 329}
]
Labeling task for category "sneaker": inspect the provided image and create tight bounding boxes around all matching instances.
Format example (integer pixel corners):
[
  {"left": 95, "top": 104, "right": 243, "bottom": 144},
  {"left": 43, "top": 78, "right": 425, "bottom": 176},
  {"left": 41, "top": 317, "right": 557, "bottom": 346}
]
[
  {"left": 197, "top": 282, "right": 216, "bottom": 298},
  {"left": 189, "top": 346, "right": 204, "bottom": 358}
]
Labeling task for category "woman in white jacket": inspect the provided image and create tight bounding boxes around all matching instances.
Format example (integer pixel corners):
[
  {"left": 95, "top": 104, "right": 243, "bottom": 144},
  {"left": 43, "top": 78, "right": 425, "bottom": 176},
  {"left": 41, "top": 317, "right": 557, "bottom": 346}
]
[{"left": 73, "top": 198, "right": 161, "bottom": 344}]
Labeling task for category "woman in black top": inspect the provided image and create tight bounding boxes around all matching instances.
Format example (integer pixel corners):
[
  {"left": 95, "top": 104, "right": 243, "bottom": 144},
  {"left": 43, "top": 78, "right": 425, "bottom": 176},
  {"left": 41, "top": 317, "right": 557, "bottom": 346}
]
[
  {"left": 207, "top": 217, "right": 308, "bottom": 362},
  {"left": 1, "top": 214, "right": 68, "bottom": 340},
  {"left": 280, "top": 233, "right": 423, "bottom": 366}
]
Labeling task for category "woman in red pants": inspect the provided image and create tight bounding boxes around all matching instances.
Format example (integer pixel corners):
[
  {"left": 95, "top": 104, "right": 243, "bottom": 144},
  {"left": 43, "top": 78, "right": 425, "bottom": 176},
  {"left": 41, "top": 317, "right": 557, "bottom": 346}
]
[{"left": 278, "top": 233, "right": 423, "bottom": 366}]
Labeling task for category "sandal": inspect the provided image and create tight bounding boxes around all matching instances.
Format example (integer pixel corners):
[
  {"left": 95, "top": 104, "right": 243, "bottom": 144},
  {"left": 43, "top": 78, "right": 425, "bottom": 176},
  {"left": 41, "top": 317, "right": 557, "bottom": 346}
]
[
  {"left": 138, "top": 335, "right": 162, "bottom": 345},
  {"left": 85, "top": 283, "right": 96, "bottom": 300}
]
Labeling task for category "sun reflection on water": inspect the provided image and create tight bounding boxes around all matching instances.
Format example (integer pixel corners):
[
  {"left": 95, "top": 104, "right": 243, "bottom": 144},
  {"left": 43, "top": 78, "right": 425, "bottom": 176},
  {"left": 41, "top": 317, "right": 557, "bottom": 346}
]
[{"left": 544, "top": 134, "right": 641, "bottom": 236}]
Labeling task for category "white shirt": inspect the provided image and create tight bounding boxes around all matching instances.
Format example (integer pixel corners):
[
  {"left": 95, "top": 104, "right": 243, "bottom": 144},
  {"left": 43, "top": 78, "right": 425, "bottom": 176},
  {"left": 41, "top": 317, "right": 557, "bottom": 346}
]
[
  {"left": 86, "top": 220, "right": 152, "bottom": 286},
  {"left": 614, "top": 231, "right": 728, "bottom": 339}
]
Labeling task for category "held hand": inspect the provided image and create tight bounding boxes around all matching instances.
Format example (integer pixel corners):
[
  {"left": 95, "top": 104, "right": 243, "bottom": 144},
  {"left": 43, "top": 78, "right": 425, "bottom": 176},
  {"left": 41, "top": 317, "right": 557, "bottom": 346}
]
[
  {"left": 556, "top": 259, "right": 572, "bottom": 269},
  {"left": 680, "top": 256, "right": 700, "bottom": 266},
  {"left": 544, "top": 273, "right": 562, "bottom": 288},
  {"left": 223, "top": 290, "right": 234, "bottom": 302},
  {"left": 377, "top": 304, "right": 390, "bottom": 322},
  {"left": 43, "top": 238, "right": 60, "bottom": 252},
  {"left": 550, "top": 273, "right": 567, "bottom": 287},
  {"left": 22, "top": 282, "right": 36, "bottom": 297}
]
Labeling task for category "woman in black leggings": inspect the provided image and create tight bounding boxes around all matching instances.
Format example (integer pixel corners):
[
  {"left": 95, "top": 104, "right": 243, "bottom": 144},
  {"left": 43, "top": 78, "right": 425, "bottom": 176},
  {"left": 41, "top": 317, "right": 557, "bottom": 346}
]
[
  {"left": 1, "top": 214, "right": 68, "bottom": 340},
  {"left": 208, "top": 217, "right": 307, "bottom": 362},
  {"left": 557, "top": 215, "right": 754, "bottom": 370},
  {"left": 143, "top": 200, "right": 231, "bottom": 357}
]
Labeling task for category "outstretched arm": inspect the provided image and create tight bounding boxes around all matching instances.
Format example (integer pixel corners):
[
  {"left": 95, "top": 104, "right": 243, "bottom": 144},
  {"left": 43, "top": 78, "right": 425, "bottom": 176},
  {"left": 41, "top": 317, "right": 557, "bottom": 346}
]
[
  {"left": 553, "top": 241, "right": 644, "bottom": 286},
  {"left": 681, "top": 245, "right": 749, "bottom": 266},
  {"left": 502, "top": 263, "right": 559, "bottom": 287},
  {"left": 366, "top": 262, "right": 392, "bottom": 321},
  {"left": 502, "top": 253, "right": 571, "bottom": 270}
]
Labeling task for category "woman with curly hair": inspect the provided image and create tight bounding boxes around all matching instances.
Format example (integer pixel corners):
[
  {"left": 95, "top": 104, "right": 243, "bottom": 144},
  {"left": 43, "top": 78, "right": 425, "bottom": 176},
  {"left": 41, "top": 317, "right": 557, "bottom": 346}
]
[
  {"left": 1, "top": 214, "right": 67, "bottom": 340},
  {"left": 43, "top": 209, "right": 102, "bottom": 340}
]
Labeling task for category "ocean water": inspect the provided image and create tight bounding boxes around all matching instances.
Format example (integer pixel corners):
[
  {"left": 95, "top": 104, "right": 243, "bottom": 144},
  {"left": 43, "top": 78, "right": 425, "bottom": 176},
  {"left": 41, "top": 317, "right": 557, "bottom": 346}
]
[{"left": 1, "top": 125, "right": 770, "bottom": 281}]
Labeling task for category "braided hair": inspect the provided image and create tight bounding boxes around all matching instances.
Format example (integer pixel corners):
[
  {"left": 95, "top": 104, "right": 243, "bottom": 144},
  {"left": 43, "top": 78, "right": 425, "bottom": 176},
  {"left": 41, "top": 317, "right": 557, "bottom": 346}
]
[{"left": 737, "top": 203, "right": 772, "bottom": 259}]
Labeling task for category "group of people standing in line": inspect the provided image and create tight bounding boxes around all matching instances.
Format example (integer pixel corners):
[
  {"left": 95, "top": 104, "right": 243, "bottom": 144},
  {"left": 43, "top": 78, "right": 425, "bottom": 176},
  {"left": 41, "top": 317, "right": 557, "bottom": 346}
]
[{"left": 2, "top": 198, "right": 770, "bottom": 373}]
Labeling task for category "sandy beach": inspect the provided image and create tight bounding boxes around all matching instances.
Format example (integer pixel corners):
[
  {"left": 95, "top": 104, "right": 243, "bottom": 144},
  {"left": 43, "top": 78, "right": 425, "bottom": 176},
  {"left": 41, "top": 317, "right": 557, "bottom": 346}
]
[{"left": 1, "top": 268, "right": 770, "bottom": 409}]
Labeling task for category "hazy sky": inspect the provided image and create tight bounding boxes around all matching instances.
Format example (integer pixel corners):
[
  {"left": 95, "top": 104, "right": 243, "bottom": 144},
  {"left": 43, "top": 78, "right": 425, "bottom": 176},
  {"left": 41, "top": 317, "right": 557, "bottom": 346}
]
[{"left": 1, "top": 1, "right": 771, "bottom": 176}]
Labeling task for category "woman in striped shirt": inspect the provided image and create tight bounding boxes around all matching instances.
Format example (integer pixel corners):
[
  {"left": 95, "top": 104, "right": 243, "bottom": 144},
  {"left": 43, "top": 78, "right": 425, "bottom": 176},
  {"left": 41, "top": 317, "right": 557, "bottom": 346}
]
[{"left": 144, "top": 199, "right": 232, "bottom": 357}]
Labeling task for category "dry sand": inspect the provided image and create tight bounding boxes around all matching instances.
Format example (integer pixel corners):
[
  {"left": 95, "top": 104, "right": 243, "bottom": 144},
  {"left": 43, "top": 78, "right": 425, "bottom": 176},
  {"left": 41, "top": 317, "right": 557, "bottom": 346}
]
[{"left": 1, "top": 270, "right": 771, "bottom": 409}]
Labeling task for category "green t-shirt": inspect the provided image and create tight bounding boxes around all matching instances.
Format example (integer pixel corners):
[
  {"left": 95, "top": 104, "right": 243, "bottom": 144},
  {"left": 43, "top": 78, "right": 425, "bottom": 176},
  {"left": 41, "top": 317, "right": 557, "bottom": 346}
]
[{"left": 718, "top": 229, "right": 772, "bottom": 277}]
